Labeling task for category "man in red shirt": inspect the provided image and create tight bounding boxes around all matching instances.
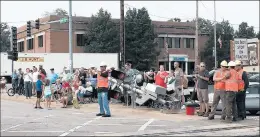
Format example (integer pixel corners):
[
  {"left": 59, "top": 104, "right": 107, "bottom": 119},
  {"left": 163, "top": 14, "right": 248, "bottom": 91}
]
[{"left": 155, "top": 65, "right": 168, "bottom": 88}]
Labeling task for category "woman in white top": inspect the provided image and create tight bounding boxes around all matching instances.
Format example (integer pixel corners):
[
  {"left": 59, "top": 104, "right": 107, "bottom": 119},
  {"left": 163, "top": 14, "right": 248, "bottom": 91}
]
[
  {"left": 32, "top": 67, "right": 39, "bottom": 95},
  {"left": 24, "top": 68, "right": 33, "bottom": 99}
]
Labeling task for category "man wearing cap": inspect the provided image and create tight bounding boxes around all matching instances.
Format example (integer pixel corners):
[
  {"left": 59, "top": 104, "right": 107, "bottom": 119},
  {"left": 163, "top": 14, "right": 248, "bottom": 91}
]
[
  {"left": 235, "top": 60, "right": 249, "bottom": 120},
  {"left": 96, "top": 61, "right": 111, "bottom": 117},
  {"left": 223, "top": 61, "right": 239, "bottom": 123},
  {"left": 123, "top": 60, "right": 135, "bottom": 106},
  {"left": 208, "top": 60, "right": 228, "bottom": 120}
]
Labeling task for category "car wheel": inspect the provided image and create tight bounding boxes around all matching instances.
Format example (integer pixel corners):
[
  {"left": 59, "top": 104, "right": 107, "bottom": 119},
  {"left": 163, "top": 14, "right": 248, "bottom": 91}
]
[{"left": 249, "top": 110, "right": 258, "bottom": 115}]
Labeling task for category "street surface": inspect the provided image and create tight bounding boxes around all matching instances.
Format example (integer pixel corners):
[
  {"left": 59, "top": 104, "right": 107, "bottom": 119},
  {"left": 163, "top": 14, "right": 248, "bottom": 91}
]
[{"left": 1, "top": 86, "right": 259, "bottom": 136}]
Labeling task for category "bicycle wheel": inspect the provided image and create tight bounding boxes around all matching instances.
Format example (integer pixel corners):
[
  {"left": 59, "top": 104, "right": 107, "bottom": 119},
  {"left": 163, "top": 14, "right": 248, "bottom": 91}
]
[{"left": 7, "top": 88, "right": 15, "bottom": 96}]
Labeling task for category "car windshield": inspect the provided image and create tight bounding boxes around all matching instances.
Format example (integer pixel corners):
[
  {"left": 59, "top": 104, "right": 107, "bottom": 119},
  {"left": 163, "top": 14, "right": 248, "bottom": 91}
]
[{"left": 247, "top": 84, "right": 260, "bottom": 94}]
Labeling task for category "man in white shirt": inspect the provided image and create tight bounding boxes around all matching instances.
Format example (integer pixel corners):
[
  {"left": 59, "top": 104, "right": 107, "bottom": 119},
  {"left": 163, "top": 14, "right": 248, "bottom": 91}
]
[
  {"left": 24, "top": 68, "right": 33, "bottom": 99},
  {"left": 32, "top": 67, "right": 39, "bottom": 95}
]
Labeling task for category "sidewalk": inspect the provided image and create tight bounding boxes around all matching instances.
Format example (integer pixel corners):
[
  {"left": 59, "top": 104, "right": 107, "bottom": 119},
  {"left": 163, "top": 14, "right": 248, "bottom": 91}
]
[{"left": 1, "top": 93, "right": 204, "bottom": 121}]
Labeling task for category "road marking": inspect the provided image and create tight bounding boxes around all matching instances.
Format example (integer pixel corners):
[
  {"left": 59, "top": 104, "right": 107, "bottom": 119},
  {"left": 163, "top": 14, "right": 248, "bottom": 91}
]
[
  {"left": 88, "top": 124, "right": 166, "bottom": 127},
  {"left": 138, "top": 118, "right": 155, "bottom": 131},
  {"left": 59, "top": 116, "right": 101, "bottom": 136},
  {"left": 7, "top": 131, "right": 65, "bottom": 133},
  {"left": 99, "top": 117, "right": 149, "bottom": 120},
  {"left": 95, "top": 132, "right": 115, "bottom": 134},
  {"left": 1, "top": 115, "right": 53, "bottom": 132}
]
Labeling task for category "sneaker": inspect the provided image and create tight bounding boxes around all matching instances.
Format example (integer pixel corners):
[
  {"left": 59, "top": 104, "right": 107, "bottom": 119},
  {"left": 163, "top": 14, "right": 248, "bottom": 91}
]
[
  {"left": 198, "top": 112, "right": 205, "bottom": 116},
  {"left": 96, "top": 113, "right": 105, "bottom": 116},
  {"left": 34, "top": 106, "right": 37, "bottom": 109},
  {"left": 203, "top": 112, "right": 209, "bottom": 117},
  {"left": 38, "top": 107, "right": 43, "bottom": 109},
  {"left": 102, "top": 114, "right": 111, "bottom": 117}
]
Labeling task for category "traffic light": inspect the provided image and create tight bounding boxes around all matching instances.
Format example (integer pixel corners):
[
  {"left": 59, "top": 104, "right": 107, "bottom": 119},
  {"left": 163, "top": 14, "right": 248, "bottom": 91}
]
[
  {"left": 11, "top": 27, "right": 17, "bottom": 51},
  {"left": 12, "top": 50, "right": 18, "bottom": 61},
  {"left": 27, "top": 21, "right": 31, "bottom": 37},
  {"left": 7, "top": 51, "right": 13, "bottom": 60},
  {"left": 35, "top": 19, "right": 40, "bottom": 29}
]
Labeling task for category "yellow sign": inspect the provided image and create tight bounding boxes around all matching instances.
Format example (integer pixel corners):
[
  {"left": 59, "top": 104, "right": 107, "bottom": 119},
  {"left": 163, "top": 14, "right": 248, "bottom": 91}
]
[{"left": 17, "top": 57, "right": 44, "bottom": 62}]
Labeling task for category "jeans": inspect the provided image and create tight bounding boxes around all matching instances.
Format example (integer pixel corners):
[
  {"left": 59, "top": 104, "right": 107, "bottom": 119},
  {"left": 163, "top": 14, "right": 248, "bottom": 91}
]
[
  {"left": 224, "top": 91, "right": 237, "bottom": 119},
  {"left": 97, "top": 89, "right": 111, "bottom": 115},
  {"left": 24, "top": 81, "right": 32, "bottom": 97}
]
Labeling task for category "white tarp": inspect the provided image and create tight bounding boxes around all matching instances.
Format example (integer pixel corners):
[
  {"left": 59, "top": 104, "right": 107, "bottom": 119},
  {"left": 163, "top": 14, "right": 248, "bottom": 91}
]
[{"left": 234, "top": 38, "right": 248, "bottom": 61}]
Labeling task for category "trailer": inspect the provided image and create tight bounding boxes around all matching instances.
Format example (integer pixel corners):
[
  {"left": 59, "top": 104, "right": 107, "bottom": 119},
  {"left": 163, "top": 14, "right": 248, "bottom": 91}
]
[{"left": 1, "top": 52, "right": 119, "bottom": 82}]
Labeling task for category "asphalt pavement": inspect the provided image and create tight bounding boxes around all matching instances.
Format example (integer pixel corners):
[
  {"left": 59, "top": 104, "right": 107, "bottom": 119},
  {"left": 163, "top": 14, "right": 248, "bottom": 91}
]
[{"left": 1, "top": 98, "right": 259, "bottom": 136}]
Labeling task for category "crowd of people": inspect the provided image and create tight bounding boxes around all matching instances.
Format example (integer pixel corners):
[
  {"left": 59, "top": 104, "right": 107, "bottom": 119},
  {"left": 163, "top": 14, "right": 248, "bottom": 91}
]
[{"left": 1, "top": 58, "right": 250, "bottom": 121}]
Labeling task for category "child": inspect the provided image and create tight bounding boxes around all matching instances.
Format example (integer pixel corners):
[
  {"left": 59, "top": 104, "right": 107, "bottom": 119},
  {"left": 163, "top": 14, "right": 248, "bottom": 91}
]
[
  {"left": 35, "top": 75, "right": 43, "bottom": 109},
  {"left": 44, "top": 79, "right": 52, "bottom": 109},
  {"left": 53, "top": 79, "right": 63, "bottom": 101}
]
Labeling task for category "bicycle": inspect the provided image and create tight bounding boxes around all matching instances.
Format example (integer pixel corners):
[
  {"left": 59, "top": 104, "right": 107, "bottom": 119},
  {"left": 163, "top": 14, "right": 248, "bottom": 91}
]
[{"left": 7, "top": 86, "right": 25, "bottom": 96}]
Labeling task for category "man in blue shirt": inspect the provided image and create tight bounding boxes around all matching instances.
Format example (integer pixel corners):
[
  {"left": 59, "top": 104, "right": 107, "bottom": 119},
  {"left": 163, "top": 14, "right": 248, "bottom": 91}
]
[{"left": 35, "top": 75, "right": 43, "bottom": 109}]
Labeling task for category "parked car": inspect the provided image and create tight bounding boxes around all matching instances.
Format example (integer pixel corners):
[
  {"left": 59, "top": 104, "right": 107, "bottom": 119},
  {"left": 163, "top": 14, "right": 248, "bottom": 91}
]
[
  {"left": 249, "top": 74, "right": 259, "bottom": 82},
  {"left": 209, "top": 82, "right": 260, "bottom": 115}
]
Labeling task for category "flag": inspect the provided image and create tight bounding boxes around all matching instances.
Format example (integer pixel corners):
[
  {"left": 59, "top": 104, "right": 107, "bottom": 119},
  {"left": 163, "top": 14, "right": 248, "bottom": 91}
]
[{"left": 218, "top": 35, "right": 222, "bottom": 48}]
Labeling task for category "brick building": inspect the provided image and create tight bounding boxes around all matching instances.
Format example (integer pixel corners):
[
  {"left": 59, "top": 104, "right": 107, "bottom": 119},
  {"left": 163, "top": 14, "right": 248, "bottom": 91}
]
[{"left": 17, "top": 15, "right": 209, "bottom": 74}]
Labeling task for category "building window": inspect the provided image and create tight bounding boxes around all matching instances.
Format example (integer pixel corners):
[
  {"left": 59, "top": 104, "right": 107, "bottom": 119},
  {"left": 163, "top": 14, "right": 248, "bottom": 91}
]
[
  {"left": 166, "top": 37, "right": 172, "bottom": 48},
  {"left": 27, "top": 38, "right": 34, "bottom": 50},
  {"left": 184, "top": 38, "right": 195, "bottom": 48},
  {"left": 77, "top": 34, "right": 85, "bottom": 46},
  {"left": 18, "top": 41, "right": 24, "bottom": 52},
  {"left": 173, "top": 37, "right": 181, "bottom": 48},
  {"left": 38, "top": 35, "right": 43, "bottom": 47},
  {"left": 158, "top": 37, "right": 164, "bottom": 48}
]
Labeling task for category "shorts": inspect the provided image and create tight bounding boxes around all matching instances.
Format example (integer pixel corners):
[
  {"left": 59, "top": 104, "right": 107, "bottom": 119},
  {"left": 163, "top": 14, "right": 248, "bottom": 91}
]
[
  {"left": 197, "top": 88, "right": 209, "bottom": 103},
  {"left": 36, "top": 91, "right": 42, "bottom": 98},
  {"left": 45, "top": 94, "right": 52, "bottom": 99}
]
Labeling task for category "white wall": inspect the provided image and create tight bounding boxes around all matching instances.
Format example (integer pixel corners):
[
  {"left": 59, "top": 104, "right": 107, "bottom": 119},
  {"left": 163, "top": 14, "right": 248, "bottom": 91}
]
[{"left": 1, "top": 53, "right": 118, "bottom": 76}]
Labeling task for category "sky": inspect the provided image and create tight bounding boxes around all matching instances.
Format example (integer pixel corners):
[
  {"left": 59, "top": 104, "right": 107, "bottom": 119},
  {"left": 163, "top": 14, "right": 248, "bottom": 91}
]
[{"left": 1, "top": 1, "right": 259, "bottom": 32}]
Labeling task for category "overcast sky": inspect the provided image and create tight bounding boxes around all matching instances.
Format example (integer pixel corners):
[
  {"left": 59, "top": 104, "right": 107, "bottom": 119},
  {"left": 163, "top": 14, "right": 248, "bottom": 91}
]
[{"left": 1, "top": 1, "right": 259, "bottom": 32}]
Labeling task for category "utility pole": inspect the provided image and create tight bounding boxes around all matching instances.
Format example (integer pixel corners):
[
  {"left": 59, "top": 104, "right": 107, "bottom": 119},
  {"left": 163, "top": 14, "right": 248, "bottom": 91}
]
[
  {"left": 10, "top": 28, "right": 14, "bottom": 75},
  {"left": 214, "top": 0, "right": 217, "bottom": 69},
  {"left": 195, "top": 0, "right": 199, "bottom": 66},
  {"left": 69, "top": 0, "right": 73, "bottom": 74},
  {"left": 120, "top": 0, "right": 125, "bottom": 68}
]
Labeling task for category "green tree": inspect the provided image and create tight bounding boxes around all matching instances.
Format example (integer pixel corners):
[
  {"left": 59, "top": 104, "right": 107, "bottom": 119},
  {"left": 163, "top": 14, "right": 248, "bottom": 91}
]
[
  {"left": 201, "top": 20, "right": 234, "bottom": 69},
  {"left": 84, "top": 8, "right": 119, "bottom": 53},
  {"left": 42, "top": 8, "right": 68, "bottom": 17},
  {"left": 168, "top": 18, "right": 181, "bottom": 22},
  {"left": 0, "top": 23, "right": 11, "bottom": 52},
  {"left": 235, "top": 22, "right": 256, "bottom": 38},
  {"left": 192, "top": 18, "right": 214, "bottom": 34},
  {"left": 125, "top": 7, "right": 157, "bottom": 70}
]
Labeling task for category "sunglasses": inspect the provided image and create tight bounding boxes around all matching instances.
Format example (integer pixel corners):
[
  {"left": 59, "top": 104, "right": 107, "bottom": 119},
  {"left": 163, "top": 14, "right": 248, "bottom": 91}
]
[{"left": 200, "top": 66, "right": 205, "bottom": 67}]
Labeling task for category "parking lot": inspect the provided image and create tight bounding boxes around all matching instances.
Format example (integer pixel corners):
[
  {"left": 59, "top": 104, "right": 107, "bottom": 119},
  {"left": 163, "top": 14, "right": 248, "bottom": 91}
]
[{"left": 1, "top": 99, "right": 259, "bottom": 136}]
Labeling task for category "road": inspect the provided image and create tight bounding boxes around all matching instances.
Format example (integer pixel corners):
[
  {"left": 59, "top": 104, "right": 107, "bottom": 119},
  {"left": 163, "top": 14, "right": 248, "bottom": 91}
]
[{"left": 1, "top": 98, "right": 259, "bottom": 136}]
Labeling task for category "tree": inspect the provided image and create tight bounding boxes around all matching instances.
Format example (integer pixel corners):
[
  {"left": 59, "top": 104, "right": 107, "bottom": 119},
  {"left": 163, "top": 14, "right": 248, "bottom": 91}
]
[
  {"left": 201, "top": 20, "right": 234, "bottom": 69},
  {"left": 125, "top": 7, "right": 157, "bottom": 70},
  {"left": 0, "top": 23, "right": 11, "bottom": 52},
  {"left": 42, "top": 8, "right": 68, "bottom": 17},
  {"left": 256, "top": 31, "right": 260, "bottom": 39},
  {"left": 168, "top": 18, "right": 181, "bottom": 22},
  {"left": 84, "top": 8, "right": 120, "bottom": 53},
  {"left": 235, "top": 22, "right": 256, "bottom": 38},
  {"left": 192, "top": 18, "right": 213, "bottom": 34}
]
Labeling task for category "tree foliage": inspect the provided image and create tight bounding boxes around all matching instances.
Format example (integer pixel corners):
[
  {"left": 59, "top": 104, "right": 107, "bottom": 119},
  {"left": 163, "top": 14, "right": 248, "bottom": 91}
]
[
  {"left": 42, "top": 8, "right": 68, "bottom": 17},
  {"left": 125, "top": 7, "right": 157, "bottom": 70},
  {"left": 84, "top": 8, "right": 119, "bottom": 53},
  {"left": 0, "top": 23, "right": 11, "bottom": 52},
  {"left": 201, "top": 20, "right": 234, "bottom": 69},
  {"left": 168, "top": 18, "right": 181, "bottom": 22},
  {"left": 235, "top": 22, "right": 256, "bottom": 38}
]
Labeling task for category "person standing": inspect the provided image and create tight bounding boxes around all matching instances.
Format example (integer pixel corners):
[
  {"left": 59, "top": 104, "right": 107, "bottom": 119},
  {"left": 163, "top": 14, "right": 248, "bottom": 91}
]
[
  {"left": 35, "top": 75, "right": 43, "bottom": 109},
  {"left": 24, "top": 68, "right": 33, "bottom": 99},
  {"left": 196, "top": 62, "right": 210, "bottom": 117},
  {"left": 96, "top": 62, "right": 111, "bottom": 117},
  {"left": 79, "top": 67, "right": 87, "bottom": 88},
  {"left": 208, "top": 60, "right": 228, "bottom": 120},
  {"left": 172, "top": 62, "right": 184, "bottom": 111},
  {"left": 12, "top": 70, "right": 19, "bottom": 90},
  {"left": 144, "top": 68, "right": 155, "bottom": 84},
  {"left": 235, "top": 60, "right": 249, "bottom": 120},
  {"left": 155, "top": 65, "right": 168, "bottom": 88},
  {"left": 32, "top": 67, "right": 39, "bottom": 95},
  {"left": 39, "top": 65, "right": 46, "bottom": 77},
  {"left": 123, "top": 60, "right": 135, "bottom": 106},
  {"left": 224, "top": 61, "right": 239, "bottom": 123},
  {"left": 17, "top": 68, "right": 24, "bottom": 94}
]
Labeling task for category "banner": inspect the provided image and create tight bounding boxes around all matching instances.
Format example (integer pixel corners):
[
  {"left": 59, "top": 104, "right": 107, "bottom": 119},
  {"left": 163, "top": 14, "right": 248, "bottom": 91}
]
[
  {"left": 17, "top": 57, "right": 44, "bottom": 62},
  {"left": 234, "top": 38, "right": 248, "bottom": 61}
]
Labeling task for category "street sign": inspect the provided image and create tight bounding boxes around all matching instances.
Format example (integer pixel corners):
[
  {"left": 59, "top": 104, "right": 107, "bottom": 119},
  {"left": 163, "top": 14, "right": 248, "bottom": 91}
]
[
  {"left": 234, "top": 38, "right": 248, "bottom": 61},
  {"left": 59, "top": 18, "right": 68, "bottom": 24}
]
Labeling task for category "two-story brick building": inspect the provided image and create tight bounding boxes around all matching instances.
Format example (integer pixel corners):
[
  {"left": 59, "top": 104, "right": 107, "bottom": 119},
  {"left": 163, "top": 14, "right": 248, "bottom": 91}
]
[{"left": 17, "top": 15, "right": 209, "bottom": 74}]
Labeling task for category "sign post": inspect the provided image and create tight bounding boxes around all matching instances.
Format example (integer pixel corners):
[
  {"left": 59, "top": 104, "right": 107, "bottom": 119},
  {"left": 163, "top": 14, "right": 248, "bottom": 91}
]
[{"left": 234, "top": 38, "right": 248, "bottom": 61}]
